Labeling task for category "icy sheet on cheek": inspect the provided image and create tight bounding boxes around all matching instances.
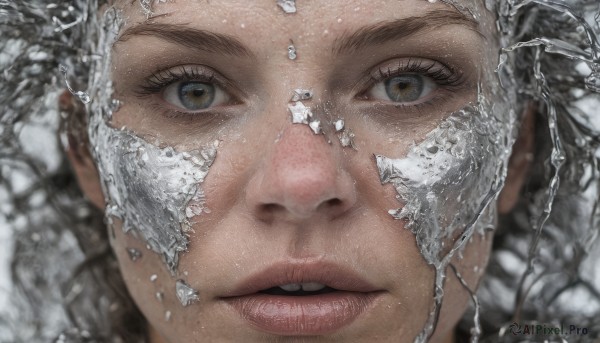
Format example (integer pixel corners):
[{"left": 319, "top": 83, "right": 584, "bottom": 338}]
[
  {"left": 375, "top": 96, "right": 516, "bottom": 341},
  {"left": 376, "top": 100, "right": 515, "bottom": 265},
  {"left": 92, "top": 121, "right": 217, "bottom": 274},
  {"left": 85, "top": 8, "right": 217, "bottom": 275}
]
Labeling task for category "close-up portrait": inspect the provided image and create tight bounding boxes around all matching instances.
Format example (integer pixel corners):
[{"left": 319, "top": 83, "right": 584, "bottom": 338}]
[{"left": 1, "top": 0, "right": 600, "bottom": 342}]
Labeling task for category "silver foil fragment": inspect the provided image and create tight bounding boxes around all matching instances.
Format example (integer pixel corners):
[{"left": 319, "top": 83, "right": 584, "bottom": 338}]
[
  {"left": 91, "top": 121, "right": 218, "bottom": 274},
  {"left": 308, "top": 120, "right": 322, "bottom": 134},
  {"left": 84, "top": 2, "right": 219, "bottom": 276},
  {"left": 376, "top": 98, "right": 517, "bottom": 342},
  {"left": 277, "top": 0, "right": 297, "bottom": 14},
  {"left": 338, "top": 128, "right": 355, "bottom": 148},
  {"left": 287, "top": 101, "right": 322, "bottom": 135},
  {"left": 288, "top": 101, "right": 312, "bottom": 124},
  {"left": 333, "top": 119, "right": 355, "bottom": 149},
  {"left": 175, "top": 280, "right": 199, "bottom": 307},
  {"left": 334, "top": 119, "right": 345, "bottom": 132}
]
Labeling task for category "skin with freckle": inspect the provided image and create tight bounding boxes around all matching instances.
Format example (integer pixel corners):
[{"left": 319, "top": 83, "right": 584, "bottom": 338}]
[
  {"left": 3, "top": 0, "right": 600, "bottom": 342},
  {"left": 79, "top": 1, "right": 507, "bottom": 342},
  {"left": 70, "top": 0, "right": 543, "bottom": 342}
]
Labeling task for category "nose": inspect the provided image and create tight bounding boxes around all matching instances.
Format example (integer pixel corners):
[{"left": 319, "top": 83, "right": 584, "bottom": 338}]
[{"left": 245, "top": 123, "right": 357, "bottom": 223}]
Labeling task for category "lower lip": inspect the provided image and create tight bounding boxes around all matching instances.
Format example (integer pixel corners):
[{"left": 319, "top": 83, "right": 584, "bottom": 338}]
[{"left": 224, "top": 291, "right": 380, "bottom": 336}]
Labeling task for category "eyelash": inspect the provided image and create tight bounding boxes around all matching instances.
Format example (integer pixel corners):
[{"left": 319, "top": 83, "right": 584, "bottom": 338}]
[
  {"left": 360, "top": 58, "right": 466, "bottom": 110},
  {"left": 370, "top": 58, "right": 464, "bottom": 88},
  {"left": 135, "top": 65, "right": 236, "bottom": 120},
  {"left": 137, "top": 66, "right": 218, "bottom": 96},
  {"left": 135, "top": 59, "right": 466, "bottom": 120}
]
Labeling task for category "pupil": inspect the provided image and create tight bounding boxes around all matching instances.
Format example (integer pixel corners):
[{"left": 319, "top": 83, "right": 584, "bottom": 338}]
[
  {"left": 384, "top": 75, "right": 424, "bottom": 102},
  {"left": 178, "top": 82, "right": 215, "bottom": 110}
]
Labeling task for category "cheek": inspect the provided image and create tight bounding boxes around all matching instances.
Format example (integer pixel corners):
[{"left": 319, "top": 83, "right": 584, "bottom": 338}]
[
  {"left": 375, "top": 103, "right": 514, "bottom": 265},
  {"left": 374, "top": 100, "right": 515, "bottom": 339},
  {"left": 436, "top": 231, "right": 493, "bottom": 337},
  {"left": 110, "top": 219, "right": 214, "bottom": 341},
  {"left": 89, "top": 110, "right": 221, "bottom": 337},
  {"left": 109, "top": 220, "right": 177, "bottom": 323},
  {"left": 91, "top": 112, "right": 219, "bottom": 275}
]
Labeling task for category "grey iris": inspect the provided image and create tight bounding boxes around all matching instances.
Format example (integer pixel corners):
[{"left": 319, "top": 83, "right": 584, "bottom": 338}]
[
  {"left": 384, "top": 75, "right": 424, "bottom": 102},
  {"left": 178, "top": 82, "right": 215, "bottom": 110}
]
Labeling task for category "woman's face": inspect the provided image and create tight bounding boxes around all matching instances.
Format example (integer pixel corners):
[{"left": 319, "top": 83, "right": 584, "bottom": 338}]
[{"left": 83, "top": 0, "right": 516, "bottom": 342}]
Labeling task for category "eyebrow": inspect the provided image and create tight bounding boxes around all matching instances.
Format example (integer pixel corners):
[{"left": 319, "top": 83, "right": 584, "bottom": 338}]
[
  {"left": 332, "top": 8, "right": 481, "bottom": 55},
  {"left": 117, "top": 23, "right": 254, "bottom": 58}
]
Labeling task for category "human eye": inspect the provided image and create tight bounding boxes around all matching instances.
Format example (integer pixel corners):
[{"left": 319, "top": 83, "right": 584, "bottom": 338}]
[
  {"left": 360, "top": 58, "right": 465, "bottom": 106},
  {"left": 135, "top": 65, "right": 235, "bottom": 115}
]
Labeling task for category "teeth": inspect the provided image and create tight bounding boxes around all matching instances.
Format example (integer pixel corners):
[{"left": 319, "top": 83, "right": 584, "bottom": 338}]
[
  {"left": 279, "top": 283, "right": 301, "bottom": 292},
  {"left": 301, "top": 282, "right": 326, "bottom": 291},
  {"left": 278, "top": 282, "right": 326, "bottom": 292}
]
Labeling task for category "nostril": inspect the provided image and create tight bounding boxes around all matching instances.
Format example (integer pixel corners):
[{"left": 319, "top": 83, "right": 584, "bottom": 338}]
[
  {"left": 258, "top": 198, "right": 346, "bottom": 221},
  {"left": 255, "top": 203, "right": 284, "bottom": 223},
  {"left": 262, "top": 203, "right": 283, "bottom": 213},
  {"left": 325, "top": 198, "right": 342, "bottom": 208},
  {"left": 317, "top": 198, "right": 347, "bottom": 216}
]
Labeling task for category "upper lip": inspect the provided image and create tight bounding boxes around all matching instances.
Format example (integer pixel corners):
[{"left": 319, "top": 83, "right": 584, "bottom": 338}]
[{"left": 220, "top": 259, "right": 382, "bottom": 297}]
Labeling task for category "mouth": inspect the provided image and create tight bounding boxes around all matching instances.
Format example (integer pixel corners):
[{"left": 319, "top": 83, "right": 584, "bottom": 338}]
[
  {"left": 220, "top": 260, "right": 385, "bottom": 336},
  {"left": 258, "top": 282, "right": 337, "bottom": 296}
]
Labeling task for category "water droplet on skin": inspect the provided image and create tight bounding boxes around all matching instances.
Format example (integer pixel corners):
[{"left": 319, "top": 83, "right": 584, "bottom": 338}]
[
  {"left": 288, "top": 43, "right": 297, "bottom": 60},
  {"left": 150, "top": 274, "right": 158, "bottom": 282},
  {"left": 156, "top": 292, "right": 164, "bottom": 302},
  {"left": 126, "top": 247, "right": 142, "bottom": 261},
  {"left": 291, "top": 89, "right": 313, "bottom": 101},
  {"left": 165, "top": 310, "right": 172, "bottom": 321}
]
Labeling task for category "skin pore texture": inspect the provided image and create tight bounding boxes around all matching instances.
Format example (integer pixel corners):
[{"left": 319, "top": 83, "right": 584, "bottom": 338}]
[{"left": 68, "top": 0, "right": 534, "bottom": 342}]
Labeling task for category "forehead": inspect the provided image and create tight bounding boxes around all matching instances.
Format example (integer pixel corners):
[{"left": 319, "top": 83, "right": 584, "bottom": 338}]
[{"left": 115, "top": 0, "right": 494, "bottom": 40}]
